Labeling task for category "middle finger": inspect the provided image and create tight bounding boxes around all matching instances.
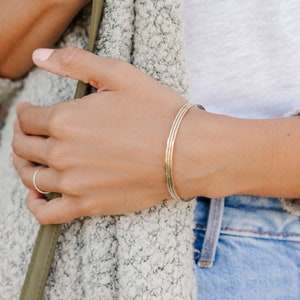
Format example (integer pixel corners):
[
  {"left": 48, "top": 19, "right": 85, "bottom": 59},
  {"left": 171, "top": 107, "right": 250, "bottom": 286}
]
[{"left": 13, "top": 119, "right": 50, "bottom": 165}]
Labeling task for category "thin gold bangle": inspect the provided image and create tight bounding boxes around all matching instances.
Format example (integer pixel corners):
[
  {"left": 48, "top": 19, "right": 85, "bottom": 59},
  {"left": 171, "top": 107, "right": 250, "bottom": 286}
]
[{"left": 165, "top": 102, "right": 195, "bottom": 202}]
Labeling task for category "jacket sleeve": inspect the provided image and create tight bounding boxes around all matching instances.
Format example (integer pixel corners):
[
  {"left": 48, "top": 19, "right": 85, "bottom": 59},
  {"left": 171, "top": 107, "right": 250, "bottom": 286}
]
[{"left": 0, "top": 77, "right": 23, "bottom": 128}]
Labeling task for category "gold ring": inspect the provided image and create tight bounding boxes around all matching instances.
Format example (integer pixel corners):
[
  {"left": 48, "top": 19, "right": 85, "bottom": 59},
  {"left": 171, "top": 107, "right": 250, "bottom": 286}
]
[{"left": 32, "top": 168, "right": 50, "bottom": 195}]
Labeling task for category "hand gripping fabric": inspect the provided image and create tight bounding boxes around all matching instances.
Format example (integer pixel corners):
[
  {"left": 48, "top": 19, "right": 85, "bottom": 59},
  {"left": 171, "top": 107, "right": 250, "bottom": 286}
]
[{"left": 19, "top": 1, "right": 104, "bottom": 299}]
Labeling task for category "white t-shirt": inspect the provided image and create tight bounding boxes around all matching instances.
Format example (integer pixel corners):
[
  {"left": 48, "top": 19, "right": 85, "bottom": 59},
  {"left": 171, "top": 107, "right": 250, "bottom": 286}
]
[{"left": 184, "top": 0, "right": 300, "bottom": 118}]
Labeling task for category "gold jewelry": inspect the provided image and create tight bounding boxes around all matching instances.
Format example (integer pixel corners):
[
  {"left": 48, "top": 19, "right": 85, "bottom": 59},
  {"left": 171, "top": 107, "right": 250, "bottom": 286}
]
[
  {"left": 32, "top": 167, "right": 50, "bottom": 195},
  {"left": 165, "top": 102, "right": 195, "bottom": 202}
]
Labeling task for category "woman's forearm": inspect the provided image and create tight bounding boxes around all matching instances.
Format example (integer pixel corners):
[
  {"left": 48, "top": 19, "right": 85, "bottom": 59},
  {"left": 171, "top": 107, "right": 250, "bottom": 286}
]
[
  {"left": 0, "top": 0, "right": 89, "bottom": 79},
  {"left": 176, "top": 109, "right": 300, "bottom": 199},
  {"left": 11, "top": 47, "right": 300, "bottom": 222}
]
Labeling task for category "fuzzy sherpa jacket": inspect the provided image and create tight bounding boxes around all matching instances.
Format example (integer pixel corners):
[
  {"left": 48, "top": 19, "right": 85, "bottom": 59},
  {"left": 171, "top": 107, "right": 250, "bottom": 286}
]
[{"left": 0, "top": 1, "right": 299, "bottom": 299}]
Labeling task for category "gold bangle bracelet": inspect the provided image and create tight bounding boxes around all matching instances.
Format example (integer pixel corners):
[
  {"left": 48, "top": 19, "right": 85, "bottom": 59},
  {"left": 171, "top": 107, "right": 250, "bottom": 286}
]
[{"left": 165, "top": 102, "right": 195, "bottom": 202}]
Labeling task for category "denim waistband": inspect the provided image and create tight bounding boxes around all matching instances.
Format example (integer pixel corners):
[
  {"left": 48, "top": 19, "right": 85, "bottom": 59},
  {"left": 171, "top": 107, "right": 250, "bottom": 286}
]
[
  {"left": 194, "top": 195, "right": 300, "bottom": 268},
  {"left": 194, "top": 195, "right": 300, "bottom": 242}
]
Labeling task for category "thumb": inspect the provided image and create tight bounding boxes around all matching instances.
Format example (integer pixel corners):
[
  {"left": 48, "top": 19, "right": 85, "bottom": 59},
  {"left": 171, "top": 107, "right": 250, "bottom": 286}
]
[{"left": 32, "top": 47, "right": 129, "bottom": 91}]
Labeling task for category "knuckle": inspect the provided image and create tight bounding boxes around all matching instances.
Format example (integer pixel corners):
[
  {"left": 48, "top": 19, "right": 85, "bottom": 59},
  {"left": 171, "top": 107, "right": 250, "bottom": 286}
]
[
  {"left": 46, "top": 145, "right": 68, "bottom": 171},
  {"left": 21, "top": 170, "right": 32, "bottom": 188},
  {"left": 14, "top": 163, "right": 30, "bottom": 188},
  {"left": 11, "top": 138, "right": 21, "bottom": 156},
  {"left": 48, "top": 109, "right": 63, "bottom": 135},
  {"left": 99, "top": 59, "right": 130, "bottom": 89},
  {"left": 48, "top": 115, "right": 62, "bottom": 137},
  {"left": 48, "top": 107, "right": 71, "bottom": 138},
  {"left": 57, "top": 174, "right": 77, "bottom": 195},
  {"left": 26, "top": 199, "right": 49, "bottom": 224},
  {"left": 59, "top": 46, "right": 84, "bottom": 73},
  {"left": 35, "top": 211, "right": 49, "bottom": 225},
  {"left": 109, "top": 58, "right": 129, "bottom": 73},
  {"left": 18, "top": 113, "right": 29, "bottom": 133},
  {"left": 75, "top": 197, "right": 99, "bottom": 217}
]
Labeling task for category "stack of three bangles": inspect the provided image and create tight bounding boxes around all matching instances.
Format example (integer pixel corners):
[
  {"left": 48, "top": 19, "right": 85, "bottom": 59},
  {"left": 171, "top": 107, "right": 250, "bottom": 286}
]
[{"left": 165, "top": 102, "right": 204, "bottom": 202}]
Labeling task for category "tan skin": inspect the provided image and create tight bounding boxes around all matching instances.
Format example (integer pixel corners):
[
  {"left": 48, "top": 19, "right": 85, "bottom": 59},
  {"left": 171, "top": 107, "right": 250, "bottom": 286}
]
[
  {"left": 11, "top": 47, "right": 300, "bottom": 224},
  {"left": 0, "top": 0, "right": 89, "bottom": 79},
  {"left": 2, "top": 2, "right": 299, "bottom": 225}
]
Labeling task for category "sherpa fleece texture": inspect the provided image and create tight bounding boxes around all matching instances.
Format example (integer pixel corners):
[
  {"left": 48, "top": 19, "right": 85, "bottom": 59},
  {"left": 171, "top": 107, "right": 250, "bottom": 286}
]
[
  {"left": 0, "top": 0, "right": 299, "bottom": 299},
  {"left": 0, "top": 1, "right": 196, "bottom": 299}
]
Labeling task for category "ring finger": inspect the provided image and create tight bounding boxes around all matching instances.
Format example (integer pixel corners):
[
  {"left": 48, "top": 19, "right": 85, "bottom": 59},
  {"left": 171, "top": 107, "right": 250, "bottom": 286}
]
[
  {"left": 13, "top": 119, "right": 50, "bottom": 165},
  {"left": 12, "top": 153, "right": 61, "bottom": 195}
]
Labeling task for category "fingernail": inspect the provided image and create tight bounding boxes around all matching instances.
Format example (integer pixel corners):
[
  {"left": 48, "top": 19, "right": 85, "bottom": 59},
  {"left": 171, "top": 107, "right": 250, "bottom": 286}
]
[{"left": 32, "top": 48, "right": 54, "bottom": 61}]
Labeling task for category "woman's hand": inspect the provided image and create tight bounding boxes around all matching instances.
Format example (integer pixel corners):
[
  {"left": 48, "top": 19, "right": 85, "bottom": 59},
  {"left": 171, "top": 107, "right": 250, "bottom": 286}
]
[
  {"left": 12, "top": 47, "right": 189, "bottom": 224},
  {"left": 12, "top": 47, "right": 300, "bottom": 225}
]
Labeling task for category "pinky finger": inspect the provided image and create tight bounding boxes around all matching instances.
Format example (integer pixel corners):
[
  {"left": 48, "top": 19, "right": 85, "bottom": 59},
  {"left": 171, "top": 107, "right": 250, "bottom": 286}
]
[
  {"left": 26, "top": 190, "right": 81, "bottom": 225},
  {"left": 26, "top": 189, "right": 49, "bottom": 223},
  {"left": 26, "top": 189, "right": 66, "bottom": 225}
]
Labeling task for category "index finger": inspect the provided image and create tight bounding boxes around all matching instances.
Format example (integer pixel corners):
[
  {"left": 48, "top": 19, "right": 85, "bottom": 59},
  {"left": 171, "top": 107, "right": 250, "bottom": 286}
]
[{"left": 17, "top": 102, "right": 54, "bottom": 136}]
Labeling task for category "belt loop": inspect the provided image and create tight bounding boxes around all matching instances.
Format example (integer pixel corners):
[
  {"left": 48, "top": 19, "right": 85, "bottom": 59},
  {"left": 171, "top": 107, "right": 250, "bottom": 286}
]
[{"left": 199, "top": 198, "right": 225, "bottom": 268}]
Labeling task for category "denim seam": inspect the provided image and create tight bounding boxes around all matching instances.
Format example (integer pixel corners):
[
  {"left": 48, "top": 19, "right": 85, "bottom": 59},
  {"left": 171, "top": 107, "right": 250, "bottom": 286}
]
[
  {"left": 200, "top": 200, "right": 220, "bottom": 263},
  {"left": 199, "top": 198, "right": 224, "bottom": 267},
  {"left": 195, "top": 224, "right": 300, "bottom": 238}
]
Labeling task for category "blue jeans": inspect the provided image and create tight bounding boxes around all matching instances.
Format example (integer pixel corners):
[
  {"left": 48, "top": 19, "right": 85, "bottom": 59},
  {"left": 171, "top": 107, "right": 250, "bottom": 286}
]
[{"left": 194, "top": 196, "right": 300, "bottom": 300}]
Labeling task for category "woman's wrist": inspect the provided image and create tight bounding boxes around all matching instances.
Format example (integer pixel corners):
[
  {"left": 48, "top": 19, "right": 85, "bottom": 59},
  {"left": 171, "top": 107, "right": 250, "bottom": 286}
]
[
  {"left": 171, "top": 107, "right": 242, "bottom": 199},
  {"left": 173, "top": 109, "right": 300, "bottom": 200}
]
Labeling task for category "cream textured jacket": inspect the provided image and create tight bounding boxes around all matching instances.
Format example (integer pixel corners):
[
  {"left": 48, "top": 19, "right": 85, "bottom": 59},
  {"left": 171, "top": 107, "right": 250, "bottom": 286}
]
[
  {"left": 0, "top": 1, "right": 196, "bottom": 299},
  {"left": 0, "top": 1, "right": 299, "bottom": 299}
]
